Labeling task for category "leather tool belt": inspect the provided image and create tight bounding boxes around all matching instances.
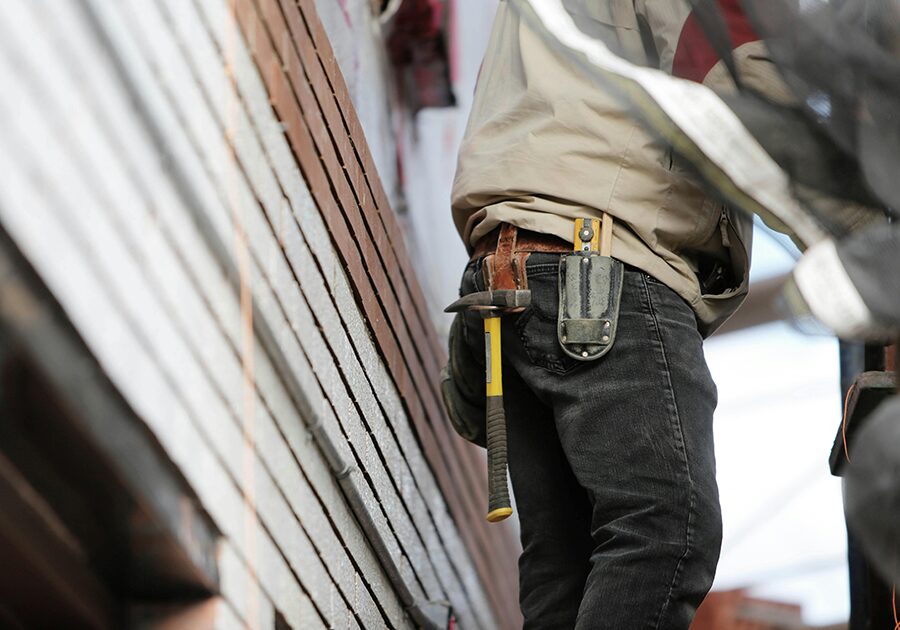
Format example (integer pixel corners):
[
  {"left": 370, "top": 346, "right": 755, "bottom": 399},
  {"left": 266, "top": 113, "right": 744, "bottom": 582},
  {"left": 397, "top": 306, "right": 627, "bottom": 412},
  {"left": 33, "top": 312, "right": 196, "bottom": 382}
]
[
  {"left": 472, "top": 220, "right": 623, "bottom": 362},
  {"left": 472, "top": 223, "right": 571, "bottom": 293}
]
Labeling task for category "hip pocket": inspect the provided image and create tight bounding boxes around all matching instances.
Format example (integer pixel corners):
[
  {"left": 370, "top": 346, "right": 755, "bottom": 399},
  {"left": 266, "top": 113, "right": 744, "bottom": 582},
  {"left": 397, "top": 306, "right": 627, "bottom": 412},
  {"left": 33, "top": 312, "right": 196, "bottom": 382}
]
[{"left": 514, "top": 263, "right": 583, "bottom": 375}]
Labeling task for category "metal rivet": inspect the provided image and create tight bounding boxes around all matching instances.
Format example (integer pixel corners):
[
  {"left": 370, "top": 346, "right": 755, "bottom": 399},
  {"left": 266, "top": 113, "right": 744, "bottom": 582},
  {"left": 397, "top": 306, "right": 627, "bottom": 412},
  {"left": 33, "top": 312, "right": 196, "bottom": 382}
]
[
  {"left": 582, "top": 257, "right": 589, "bottom": 265},
  {"left": 562, "top": 335, "right": 567, "bottom": 342},
  {"left": 602, "top": 335, "right": 610, "bottom": 342},
  {"left": 581, "top": 351, "right": 589, "bottom": 357}
]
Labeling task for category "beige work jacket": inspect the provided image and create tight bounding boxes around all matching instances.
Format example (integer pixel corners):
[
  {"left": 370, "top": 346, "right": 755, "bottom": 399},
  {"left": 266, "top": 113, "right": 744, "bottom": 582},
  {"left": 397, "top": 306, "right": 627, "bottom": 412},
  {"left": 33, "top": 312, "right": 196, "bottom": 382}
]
[{"left": 452, "top": 0, "right": 793, "bottom": 336}]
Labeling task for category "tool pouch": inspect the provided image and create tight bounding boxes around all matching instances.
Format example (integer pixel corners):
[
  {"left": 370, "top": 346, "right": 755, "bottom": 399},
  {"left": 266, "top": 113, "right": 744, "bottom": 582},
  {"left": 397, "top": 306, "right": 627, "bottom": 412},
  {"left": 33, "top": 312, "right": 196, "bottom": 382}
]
[{"left": 557, "top": 253, "right": 624, "bottom": 361}]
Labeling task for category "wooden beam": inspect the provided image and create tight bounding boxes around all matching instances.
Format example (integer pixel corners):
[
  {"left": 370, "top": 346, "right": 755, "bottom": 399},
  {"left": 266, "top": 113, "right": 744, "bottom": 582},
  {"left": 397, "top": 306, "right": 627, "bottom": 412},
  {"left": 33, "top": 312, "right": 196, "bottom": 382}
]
[
  {"left": 0, "top": 228, "right": 220, "bottom": 599},
  {"left": 0, "top": 451, "right": 117, "bottom": 629}
]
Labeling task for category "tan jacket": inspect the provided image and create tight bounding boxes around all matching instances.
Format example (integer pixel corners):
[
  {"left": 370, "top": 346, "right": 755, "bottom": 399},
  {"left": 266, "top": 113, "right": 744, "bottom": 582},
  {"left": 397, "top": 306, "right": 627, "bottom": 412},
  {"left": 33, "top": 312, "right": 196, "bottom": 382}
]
[{"left": 451, "top": 0, "right": 793, "bottom": 336}]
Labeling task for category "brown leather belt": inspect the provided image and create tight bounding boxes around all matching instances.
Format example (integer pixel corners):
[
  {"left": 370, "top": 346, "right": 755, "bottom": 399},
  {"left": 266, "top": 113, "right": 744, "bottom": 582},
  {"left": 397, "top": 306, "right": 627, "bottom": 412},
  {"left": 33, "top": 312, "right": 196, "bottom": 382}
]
[
  {"left": 471, "top": 223, "right": 571, "bottom": 291},
  {"left": 472, "top": 223, "right": 571, "bottom": 259}
]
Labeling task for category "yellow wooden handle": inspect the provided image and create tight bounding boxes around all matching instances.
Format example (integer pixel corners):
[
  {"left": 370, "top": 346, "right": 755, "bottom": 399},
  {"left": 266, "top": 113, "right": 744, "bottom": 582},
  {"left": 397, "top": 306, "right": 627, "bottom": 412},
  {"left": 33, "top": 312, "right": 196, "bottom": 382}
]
[
  {"left": 573, "top": 218, "right": 601, "bottom": 253},
  {"left": 484, "top": 316, "right": 503, "bottom": 397},
  {"left": 573, "top": 215, "right": 613, "bottom": 257}
]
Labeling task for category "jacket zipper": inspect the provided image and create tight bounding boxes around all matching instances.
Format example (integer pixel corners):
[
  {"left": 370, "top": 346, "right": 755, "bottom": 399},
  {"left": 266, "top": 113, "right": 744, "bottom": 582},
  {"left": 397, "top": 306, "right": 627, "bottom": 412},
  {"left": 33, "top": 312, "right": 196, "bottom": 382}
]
[{"left": 719, "top": 210, "right": 731, "bottom": 248}]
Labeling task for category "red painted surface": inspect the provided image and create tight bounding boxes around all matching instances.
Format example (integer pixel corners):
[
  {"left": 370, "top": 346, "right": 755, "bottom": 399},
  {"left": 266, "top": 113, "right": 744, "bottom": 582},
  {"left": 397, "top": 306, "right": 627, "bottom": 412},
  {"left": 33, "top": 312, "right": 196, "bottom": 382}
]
[{"left": 672, "top": 0, "right": 758, "bottom": 83}]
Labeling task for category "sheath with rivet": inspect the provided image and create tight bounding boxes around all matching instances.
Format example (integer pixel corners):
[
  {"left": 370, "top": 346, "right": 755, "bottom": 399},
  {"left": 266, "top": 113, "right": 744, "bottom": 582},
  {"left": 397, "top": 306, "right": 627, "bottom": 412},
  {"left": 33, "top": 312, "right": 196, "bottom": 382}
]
[{"left": 558, "top": 215, "right": 624, "bottom": 362}]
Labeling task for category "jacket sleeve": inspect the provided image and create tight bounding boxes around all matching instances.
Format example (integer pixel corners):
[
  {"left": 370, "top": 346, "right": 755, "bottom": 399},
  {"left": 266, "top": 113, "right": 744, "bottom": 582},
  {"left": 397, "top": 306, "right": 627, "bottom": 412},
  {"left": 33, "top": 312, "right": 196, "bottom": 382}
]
[{"left": 632, "top": 0, "right": 793, "bottom": 101}]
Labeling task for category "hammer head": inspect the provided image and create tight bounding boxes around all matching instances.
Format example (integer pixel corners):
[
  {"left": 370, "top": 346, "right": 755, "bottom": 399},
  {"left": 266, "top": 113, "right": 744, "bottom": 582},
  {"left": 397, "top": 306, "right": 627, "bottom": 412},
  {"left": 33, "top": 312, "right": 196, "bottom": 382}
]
[{"left": 444, "top": 289, "right": 532, "bottom": 313}]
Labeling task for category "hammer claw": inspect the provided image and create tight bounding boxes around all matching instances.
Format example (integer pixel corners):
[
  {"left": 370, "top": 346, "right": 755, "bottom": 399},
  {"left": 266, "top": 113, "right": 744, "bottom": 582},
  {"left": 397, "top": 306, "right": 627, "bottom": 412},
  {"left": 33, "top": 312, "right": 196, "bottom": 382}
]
[{"left": 444, "top": 289, "right": 532, "bottom": 313}]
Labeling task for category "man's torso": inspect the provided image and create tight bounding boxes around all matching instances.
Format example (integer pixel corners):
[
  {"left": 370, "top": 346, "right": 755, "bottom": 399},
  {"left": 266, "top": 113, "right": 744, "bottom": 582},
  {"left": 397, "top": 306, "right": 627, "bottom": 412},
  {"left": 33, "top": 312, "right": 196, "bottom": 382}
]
[{"left": 451, "top": 0, "right": 755, "bottom": 336}]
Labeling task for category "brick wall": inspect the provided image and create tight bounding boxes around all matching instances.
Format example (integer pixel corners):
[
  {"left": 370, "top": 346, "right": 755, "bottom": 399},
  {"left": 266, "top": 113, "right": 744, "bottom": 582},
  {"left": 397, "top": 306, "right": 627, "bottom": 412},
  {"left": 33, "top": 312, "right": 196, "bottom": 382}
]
[{"left": 0, "top": 0, "right": 518, "bottom": 627}]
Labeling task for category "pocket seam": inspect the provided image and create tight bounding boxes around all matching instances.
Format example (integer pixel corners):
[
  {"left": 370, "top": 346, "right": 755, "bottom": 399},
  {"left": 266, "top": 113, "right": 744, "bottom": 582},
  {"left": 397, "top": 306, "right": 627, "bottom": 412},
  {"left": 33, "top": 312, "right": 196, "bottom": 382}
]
[{"left": 514, "top": 277, "right": 583, "bottom": 376}]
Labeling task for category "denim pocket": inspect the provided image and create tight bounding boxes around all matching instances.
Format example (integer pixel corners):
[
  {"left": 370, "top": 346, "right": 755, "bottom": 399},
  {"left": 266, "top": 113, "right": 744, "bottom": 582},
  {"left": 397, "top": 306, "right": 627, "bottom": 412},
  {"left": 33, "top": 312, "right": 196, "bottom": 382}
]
[
  {"left": 458, "top": 258, "right": 479, "bottom": 295},
  {"left": 515, "top": 262, "right": 583, "bottom": 375}
]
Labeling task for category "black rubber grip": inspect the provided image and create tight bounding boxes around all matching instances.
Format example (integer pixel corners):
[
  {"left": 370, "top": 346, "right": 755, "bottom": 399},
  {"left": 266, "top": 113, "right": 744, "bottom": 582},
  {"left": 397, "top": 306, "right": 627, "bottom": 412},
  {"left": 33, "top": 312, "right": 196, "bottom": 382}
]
[{"left": 486, "top": 395, "right": 511, "bottom": 520}]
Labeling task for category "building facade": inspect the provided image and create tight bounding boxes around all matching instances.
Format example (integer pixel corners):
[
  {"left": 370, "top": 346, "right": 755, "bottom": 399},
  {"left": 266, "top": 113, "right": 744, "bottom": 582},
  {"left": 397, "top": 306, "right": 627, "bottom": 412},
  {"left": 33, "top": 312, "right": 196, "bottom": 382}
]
[{"left": 0, "top": 0, "right": 518, "bottom": 628}]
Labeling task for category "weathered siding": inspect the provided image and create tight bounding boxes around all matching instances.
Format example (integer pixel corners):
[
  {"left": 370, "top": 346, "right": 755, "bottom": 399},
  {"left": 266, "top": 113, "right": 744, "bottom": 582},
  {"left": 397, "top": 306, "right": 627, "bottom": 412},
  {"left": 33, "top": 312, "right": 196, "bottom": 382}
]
[{"left": 0, "top": 0, "right": 516, "bottom": 628}]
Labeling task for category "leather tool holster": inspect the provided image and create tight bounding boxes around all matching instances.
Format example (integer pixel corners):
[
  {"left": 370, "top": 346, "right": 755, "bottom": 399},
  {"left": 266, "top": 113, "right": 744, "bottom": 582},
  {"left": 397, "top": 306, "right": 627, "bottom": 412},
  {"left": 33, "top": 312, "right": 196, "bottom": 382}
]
[
  {"left": 481, "top": 223, "right": 530, "bottom": 293},
  {"left": 558, "top": 217, "right": 623, "bottom": 361},
  {"left": 476, "top": 223, "right": 571, "bottom": 292}
]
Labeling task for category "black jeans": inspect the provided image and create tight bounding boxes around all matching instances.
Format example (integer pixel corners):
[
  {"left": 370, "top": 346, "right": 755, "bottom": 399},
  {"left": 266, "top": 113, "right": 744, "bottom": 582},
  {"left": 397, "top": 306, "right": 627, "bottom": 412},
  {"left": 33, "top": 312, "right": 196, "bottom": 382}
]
[{"left": 459, "top": 253, "right": 722, "bottom": 629}]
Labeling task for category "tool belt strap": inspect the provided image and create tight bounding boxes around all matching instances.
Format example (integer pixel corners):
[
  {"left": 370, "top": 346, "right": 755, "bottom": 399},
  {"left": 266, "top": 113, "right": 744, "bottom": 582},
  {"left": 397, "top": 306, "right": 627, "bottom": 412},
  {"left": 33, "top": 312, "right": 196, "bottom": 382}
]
[
  {"left": 471, "top": 224, "right": 572, "bottom": 260},
  {"left": 472, "top": 223, "right": 583, "bottom": 291},
  {"left": 476, "top": 224, "right": 565, "bottom": 291}
]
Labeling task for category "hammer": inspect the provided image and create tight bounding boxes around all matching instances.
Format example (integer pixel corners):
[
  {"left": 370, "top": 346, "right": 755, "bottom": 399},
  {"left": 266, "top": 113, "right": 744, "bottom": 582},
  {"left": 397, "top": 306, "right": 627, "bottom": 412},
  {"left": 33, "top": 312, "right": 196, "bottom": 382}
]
[{"left": 445, "top": 289, "right": 530, "bottom": 522}]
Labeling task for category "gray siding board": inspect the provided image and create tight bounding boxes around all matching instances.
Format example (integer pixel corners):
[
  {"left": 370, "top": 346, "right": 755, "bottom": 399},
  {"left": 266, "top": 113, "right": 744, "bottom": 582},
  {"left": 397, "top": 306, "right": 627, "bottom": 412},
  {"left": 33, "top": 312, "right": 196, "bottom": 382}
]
[
  {"left": 200, "top": 5, "right": 496, "bottom": 625},
  {"left": 219, "top": 541, "right": 279, "bottom": 629},
  {"left": 79, "top": 0, "right": 398, "bottom": 623},
  {"left": 0, "top": 3, "right": 368, "bottom": 628},
  {"left": 0, "top": 14, "right": 352, "bottom": 630},
  {"left": 95, "top": 0, "right": 422, "bottom": 624},
  {"left": 0, "top": 0, "right": 501, "bottom": 626},
  {"left": 132, "top": 0, "right": 472, "bottom": 616},
  {"left": 245, "top": 72, "right": 496, "bottom": 626}
]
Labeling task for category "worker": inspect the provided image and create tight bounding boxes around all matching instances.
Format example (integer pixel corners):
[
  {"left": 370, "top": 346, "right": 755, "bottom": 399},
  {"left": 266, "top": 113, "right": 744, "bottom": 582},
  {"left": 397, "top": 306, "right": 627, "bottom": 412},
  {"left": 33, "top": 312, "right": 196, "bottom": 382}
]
[{"left": 443, "top": 1, "right": 792, "bottom": 627}]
